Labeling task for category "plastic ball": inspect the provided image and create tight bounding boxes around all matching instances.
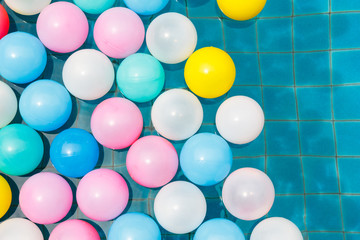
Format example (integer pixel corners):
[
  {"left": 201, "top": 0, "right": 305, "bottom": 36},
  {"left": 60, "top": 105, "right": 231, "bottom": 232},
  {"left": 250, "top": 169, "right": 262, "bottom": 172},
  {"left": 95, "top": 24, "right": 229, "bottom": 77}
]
[
  {"left": 222, "top": 168, "right": 275, "bottom": 221},
  {"left": 0, "top": 175, "right": 11, "bottom": 219},
  {"left": 19, "top": 172, "right": 73, "bottom": 224},
  {"left": 0, "top": 124, "right": 44, "bottom": 176},
  {"left": 0, "top": 32, "right": 47, "bottom": 84},
  {"left": 73, "top": 0, "right": 115, "bottom": 14},
  {"left": 5, "top": 0, "right": 51, "bottom": 15},
  {"left": 94, "top": 7, "right": 145, "bottom": 59},
  {"left": 126, "top": 135, "right": 178, "bottom": 188},
  {"left": 76, "top": 169, "right": 129, "bottom": 221},
  {"left": 91, "top": 97, "right": 143, "bottom": 149},
  {"left": 49, "top": 219, "right": 100, "bottom": 240},
  {"left": 36, "top": 2, "right": 89, "bottom": 53},
  {"left": 250, "top": 217, "right": 303, "bottom": 240},
  {"left": 19, "top": 80, "right": 72, "bottom": 132},
  {"left": 0, "top": 4, "right": 9, "bottom": 39},
  {"left": 108, "top": 213, "right": 161, "bottom": 240},
  {"left": 151, "top": 89, "right": 203, "bottom": 141},
  {"left": 180, "top": 133, "right": 232, "bottom": 186},
  {"left": 50, "top": 128, "right": 99, "bottom": 178},
  {"left": 217, "top": 0, "right": 267, "bottom": 21},
  {"left": 0, "top": 218, "right": 44, "bottom": 240},
  {"left": 154, "top": 181, "right": 206, "bottom": 234},
  {"left": 123, "top": 0, "right": 169, "bottom": 15},
  {"left": 63, "top": 49, "right": 115, "bottom": 100},
  {"left": 117, "top": 53, "right": 165, "bottom": 103},
  {"left": 194, "top": 218, "right": 245, "bottom": 240},
  {"left": 184, "top": 47, "right": 235, "bottom": 99},
  {"left": 0, "top": 81, "right": 17, "bottom": 128},
  {"left": 216, "top": 96, "right": 264, "bottom": 144},
  {"left": 146, "top": 12, "right": 197, "bottom": 64}
]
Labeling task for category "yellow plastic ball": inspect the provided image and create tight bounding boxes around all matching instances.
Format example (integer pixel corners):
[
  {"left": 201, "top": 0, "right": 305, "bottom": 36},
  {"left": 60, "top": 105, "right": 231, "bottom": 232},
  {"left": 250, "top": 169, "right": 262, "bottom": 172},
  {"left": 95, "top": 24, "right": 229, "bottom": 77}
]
[
  {"left": 217, "top": 0, "right": 267, "bottom": 21},
  {"left": 184, "top": 47, "right": 236, "bottom": 99},
  {"left": 0, "top": 175, "right": 12, "bottom": 219}
]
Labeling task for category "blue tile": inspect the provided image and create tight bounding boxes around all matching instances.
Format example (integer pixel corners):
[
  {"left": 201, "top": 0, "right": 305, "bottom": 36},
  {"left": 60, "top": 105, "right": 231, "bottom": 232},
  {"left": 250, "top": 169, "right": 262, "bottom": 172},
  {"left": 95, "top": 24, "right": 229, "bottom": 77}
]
[
  {"left": 338, "top": 158, "right": 360, "bottom": 193},
  {"left": 332, "top": 0, "right": 360, "bottom": 12},
  {"left": 299, "top": 122, "right": 335, "bottom": 156},
  {"left": 332, "top": 50, "right": 360, "bottom": 84},
  {"left": 333, "top": 86, "right": 360, "bottom": 120},
  {"left": 294, "top": 15, "right": 330, "bottom": 51},
  {"left": 258, "top": 18, "right": 292, "bottom": 52},
  {"left": 258, "top": 0, "right": 292, "bottom": 17},
  {"left": 294, "top": 0, "right": 329, "bottom": 15},
  {"left": 227, "top": 86, "right": 263, "bottom": 106},
  {"left": 267, "top": 156, "right": 304, "bottom": 194},
  {"left": 335, "top": 122, "right": 360, "bottom": 156},
  {"left": 230, "top": 131, "right": 265, "bottom": 157},
  {"left": 296, "top": 87, "right": 332, "bottom": 120},
  {"left": 342, "top": 196, "right": 360, "bottom": 232},
  {"left": 223, "top": 20, "right": 257, "bottom": 52},
  {"left": 187, "top": 0, "right": 221, "bottom": 17},
  {"left": 332, "top": 13, "right": 360, "bottom": 49},
  {"left": 263, "top": 87, "right": 297, "bottom": 120},
  {"left": 308, "top": 233, "right": 344, "bottom": 240},
  {"left": 260, "top": 53, "right": 294, "bottom": 86},
  {"left": 306, "top": 195, "right": 342, "bottom": 231},
  {"left": 163, "top": 62, "right": 187, "bottom": 89},
  {"left": 347, "top": 234, "right": 360, "bottom": 240},
  {"left": 230, "top": 53, "right": 261, "bottom": 85},
  {"left": 265, "top": 121, "right": 300, "bottom": 155},
  {"left": 303, "top": 157, "right": 339, "bottom": 193},
  {"left": 294, "top": 52, "right": 330, "bottom": 86},
  {"left": 192, "top": 18, "right": 224, "bottom": 50},
  {"left": 231, "top": 157, "right": 265, "bottom": 171},
  {"left": 200, "top": 95, "right": 225, "bottom": 124},
  {"left": 268, "top": 195, "right": 305, "bottom": 230}
]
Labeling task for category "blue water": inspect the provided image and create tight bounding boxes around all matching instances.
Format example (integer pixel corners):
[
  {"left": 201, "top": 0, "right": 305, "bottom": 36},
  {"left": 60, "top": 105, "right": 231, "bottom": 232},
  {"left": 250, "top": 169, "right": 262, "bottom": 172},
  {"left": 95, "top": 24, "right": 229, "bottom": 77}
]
[{"left": 1, "top": 0, "right": 360, "bottom": 239}]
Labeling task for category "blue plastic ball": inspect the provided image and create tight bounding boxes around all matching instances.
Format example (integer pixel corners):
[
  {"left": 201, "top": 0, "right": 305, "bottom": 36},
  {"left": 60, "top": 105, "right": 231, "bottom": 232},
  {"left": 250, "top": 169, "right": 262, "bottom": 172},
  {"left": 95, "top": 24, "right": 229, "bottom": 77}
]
[
  {"left": 194, "top": 218, "right": 245, "bottom": 240},
  {"left": 73, "top": 0, "right": 116, "bottom": 14},
  {"left": 123, "top": 0, "right": 169, "bottom": 15},
  {"left": 117, "top": 53, "right": 165, "bottom": 103},
  {"left": 180, "top": 133, "right": 233, "bottom": 186},
  {"left": 19, "top": 80, "right": 72, "bottom": 132},
  {"left": 0, "top": 31, "right": 47, "bottom": 84},
  {"left": 0, "top": 124, "right": 44, "bottom": 176},
  {"left": 108, "top": 212, "right": 161, "bottom": 240},
  {"left": 50, "top": 128, "right": 99, "bottom": 178}
]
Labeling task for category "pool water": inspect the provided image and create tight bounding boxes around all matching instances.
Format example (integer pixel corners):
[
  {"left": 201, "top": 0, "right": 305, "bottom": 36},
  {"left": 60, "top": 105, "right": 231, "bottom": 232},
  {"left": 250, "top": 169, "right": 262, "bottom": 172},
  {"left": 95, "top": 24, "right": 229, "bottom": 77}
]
[{"left": 1, "top": 0, "right": 360, "bottom": 239}]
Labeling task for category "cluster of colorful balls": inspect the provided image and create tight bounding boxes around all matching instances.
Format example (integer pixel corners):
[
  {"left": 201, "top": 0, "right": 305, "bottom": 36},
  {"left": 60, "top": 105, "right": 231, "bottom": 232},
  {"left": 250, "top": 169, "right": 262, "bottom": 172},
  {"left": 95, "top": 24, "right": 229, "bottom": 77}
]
[{"left": 0, "top": 0, "right": 303, "bottom": 240}]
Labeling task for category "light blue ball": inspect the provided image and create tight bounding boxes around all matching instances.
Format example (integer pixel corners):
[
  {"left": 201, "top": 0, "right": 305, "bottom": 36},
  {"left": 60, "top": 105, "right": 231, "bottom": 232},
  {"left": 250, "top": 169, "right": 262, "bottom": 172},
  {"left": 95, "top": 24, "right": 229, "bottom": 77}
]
[
  {"left": 117, "top": 53, "right": 165, "bottom": 103},
  {"left": 108, "top": 212, "right": 161, "bottom": 240},
  {"left": 194, "top": 218, "right": 245, "bottom": 240},
  {"left": 123, "top": 0, "right": 169, "bottom": 15},
  {"left": 50, "top": 128, "right": 99, "bottom": 178},
  {"left": 19, "top": 80, "right": 72, "bottom": 132},
  {"left": 180, "top": 133, "right": 233, "bottom": 186},
  {"left": 0, "top": 31, "right": 47, "bottom": 84},
  {"left": 73, "top": 0, "right": 116, "bottom": 14}
]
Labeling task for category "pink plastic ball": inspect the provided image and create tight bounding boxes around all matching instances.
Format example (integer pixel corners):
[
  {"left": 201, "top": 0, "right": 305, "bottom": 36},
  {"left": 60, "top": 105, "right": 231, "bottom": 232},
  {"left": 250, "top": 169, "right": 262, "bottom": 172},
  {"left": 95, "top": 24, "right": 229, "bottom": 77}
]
[
  {"left": 127, "top": 135, "right": 179, "bottom": 188},
  {"left": 76, "top": 169, "right": 129, "bottom": 222},
  {"left": 19, "top": 172, "right": 73, "bottom": 224},
  {"left": 90, "top": 97, "right": 143, "bottom": 150},
  {"left": 36, "top": 2, "right": 89, "bottom": 53},
  {"left": 49, "top": 219, "right": 100, "bottom": 240},
  {"left": 222, "top": 168, "right": 275, "bottom": 221},
  {"left": 94, "top": 7, "right": 145, "bottom": 59}
]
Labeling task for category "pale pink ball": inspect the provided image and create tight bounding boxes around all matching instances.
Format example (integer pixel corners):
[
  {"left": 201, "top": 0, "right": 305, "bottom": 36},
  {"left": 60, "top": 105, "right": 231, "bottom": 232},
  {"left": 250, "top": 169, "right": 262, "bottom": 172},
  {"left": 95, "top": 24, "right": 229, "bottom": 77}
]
[
  {"left": 94, "top": 7, "right": 145, "bottom": 59},
  {"left": 127, "top": 135, "right": 179, "bottom": 188},
  {"left": 49, "top": 219, "right": 100, "bottom": 240},
  {"left": 90, "top": 97, "right": 143, "bottom": 150},
  {"left": 19, "top": 172, "right": 73, "bottom": 225},
  {"left": 36, "top": 2, "right": 89, "bottom": 53},
  {"left": 76, "top": 169, "right": 129, "bottom": 222},
  {"left": 222, "top": 168, "right": 275, "bottom": 221}
]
